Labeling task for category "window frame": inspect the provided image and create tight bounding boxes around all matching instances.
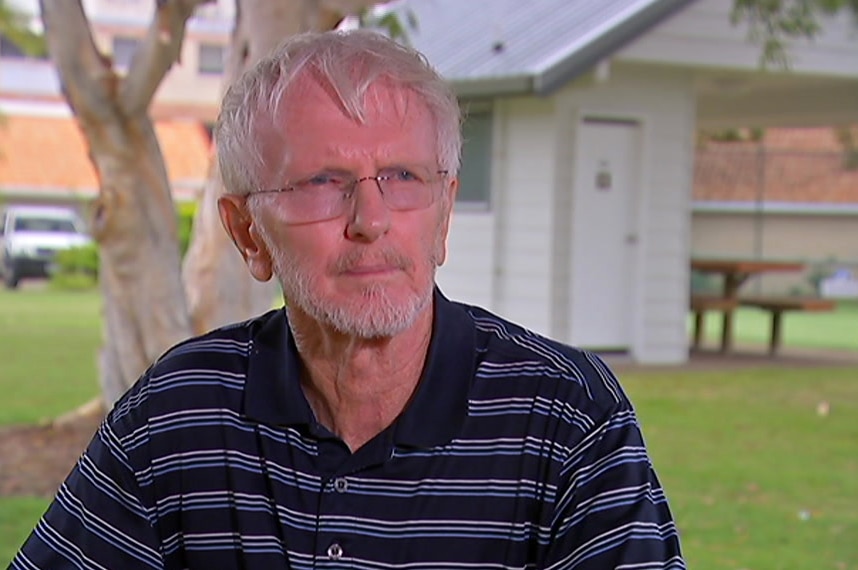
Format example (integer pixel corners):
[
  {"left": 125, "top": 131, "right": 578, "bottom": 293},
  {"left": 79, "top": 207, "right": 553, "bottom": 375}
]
[
  {"left": 197, "top": 42, "right": 226, "bottom": 75},
  {"left": 455, "top": 100, "right": 494, "bottom": 211},
  {"left": 111, "top": 35, "right": 140, "bottom": 70}
]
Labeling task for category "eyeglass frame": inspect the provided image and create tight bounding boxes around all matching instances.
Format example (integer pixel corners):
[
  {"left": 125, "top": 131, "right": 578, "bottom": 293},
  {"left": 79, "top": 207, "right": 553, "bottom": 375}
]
[{"left": 247, "top": 166, "right": 451, "bottom": 224}]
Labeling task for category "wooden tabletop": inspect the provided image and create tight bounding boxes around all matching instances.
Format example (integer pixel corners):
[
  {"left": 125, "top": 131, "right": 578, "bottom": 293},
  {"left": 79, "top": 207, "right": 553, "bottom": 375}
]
[{"left": 691, "top": 258, "right": 805, "bottom": 274}]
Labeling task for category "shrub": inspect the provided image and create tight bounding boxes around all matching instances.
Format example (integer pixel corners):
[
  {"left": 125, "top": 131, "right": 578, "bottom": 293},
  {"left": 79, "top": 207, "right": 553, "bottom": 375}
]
[
  {"left": 50, "top": 244, "right": 99, "bottom": 290},
  {"left": 806, "top": 256, "right": 838, "bottom": 295},
  {"left": 690, "top": 270, "right": 721, "bottom": 295},
  {"left": 49, "top": 271, "right": 98, "bottom": 291},
  {"left": 48, "top": 202, "right": 199, "bottom": 291},
  {"left": 176, "top": 201, "right": 197, "bottom": 257},
  {"left": 54, "top": 244, "right": 99, "bottom": 277}
]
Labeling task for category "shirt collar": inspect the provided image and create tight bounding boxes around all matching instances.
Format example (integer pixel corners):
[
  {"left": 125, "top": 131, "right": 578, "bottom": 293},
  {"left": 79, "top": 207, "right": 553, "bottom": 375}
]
[
  {"left": 243, "top": 308, "right": 313, "bottom": 427},
  {"left": 243, "top": 288, "right": 477, "bottom": 448}
]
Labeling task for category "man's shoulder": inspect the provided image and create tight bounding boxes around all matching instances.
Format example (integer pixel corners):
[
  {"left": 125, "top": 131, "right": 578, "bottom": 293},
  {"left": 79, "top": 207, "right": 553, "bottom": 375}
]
[
  {"left": 154, "top": 309, "right": 280, "bottom": 370},
  {"left": 460, "top": 301, "right": 592, "bottom": 367},
  {"left": 154, "top": 306, "right": 289, "bottom": 368},
  {"left": 456, "top": 301, "right": 627, "bottom": 408},
  {"left": 109, "top": 309, "right": 284, "bottom": 424}
]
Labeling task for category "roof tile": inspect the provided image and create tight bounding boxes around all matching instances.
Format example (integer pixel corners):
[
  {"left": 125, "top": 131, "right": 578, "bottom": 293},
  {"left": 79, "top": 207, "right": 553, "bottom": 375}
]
[
  {"left": 694, "top": 127, "right": 858, "bottom": 204},
  {"left": 0, "top": 114, "right": 211, "bottom": 200}
]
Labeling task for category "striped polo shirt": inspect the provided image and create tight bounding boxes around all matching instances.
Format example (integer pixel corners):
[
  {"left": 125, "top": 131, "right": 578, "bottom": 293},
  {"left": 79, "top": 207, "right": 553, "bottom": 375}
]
[{"left": 13, "top": 290, "right": 685, "bottom": 569}]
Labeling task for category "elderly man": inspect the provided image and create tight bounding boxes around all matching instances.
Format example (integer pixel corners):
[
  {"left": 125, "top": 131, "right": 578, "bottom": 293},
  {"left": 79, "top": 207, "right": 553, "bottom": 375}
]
[{"left": 12, "top": 30, "right": 685, "bottom": 569}]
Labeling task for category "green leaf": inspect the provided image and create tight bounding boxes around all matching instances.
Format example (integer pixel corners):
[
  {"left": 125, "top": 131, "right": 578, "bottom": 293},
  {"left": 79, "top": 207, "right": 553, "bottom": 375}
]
[
  {"left": 731, "top": 0, "right": 857, "bottom": 67},
  {"left": 0, "top": 0, "right": 46, "bottom": 57},
  {"left": 358, "top": 6, "right": 419, "bottom": 45}
]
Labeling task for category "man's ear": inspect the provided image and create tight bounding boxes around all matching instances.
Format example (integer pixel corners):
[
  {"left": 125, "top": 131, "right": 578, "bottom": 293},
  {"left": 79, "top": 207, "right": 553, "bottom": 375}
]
[
  {"left": 434, "top": 176, "right": 458, "bottom": 267},
  {"left": 217, "top": 194, "right": 274, "bottom": 282}
]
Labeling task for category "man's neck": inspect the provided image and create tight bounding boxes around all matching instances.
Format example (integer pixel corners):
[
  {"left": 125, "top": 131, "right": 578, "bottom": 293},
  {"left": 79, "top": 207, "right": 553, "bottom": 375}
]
[{"left": 288, "top": 304, "right": 434, "bottom": 452}]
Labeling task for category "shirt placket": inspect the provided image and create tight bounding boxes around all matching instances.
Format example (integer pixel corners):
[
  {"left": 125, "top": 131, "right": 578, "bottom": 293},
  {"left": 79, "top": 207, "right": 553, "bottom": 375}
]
[{"left": 313, "top": 435, "right": 394, "bottom": 568}]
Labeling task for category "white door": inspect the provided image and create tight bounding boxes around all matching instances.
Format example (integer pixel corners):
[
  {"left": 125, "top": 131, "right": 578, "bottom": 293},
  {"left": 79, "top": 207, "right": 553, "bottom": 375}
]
[{"left": 569, "top": 118, "right": 641, "bottom": 349}]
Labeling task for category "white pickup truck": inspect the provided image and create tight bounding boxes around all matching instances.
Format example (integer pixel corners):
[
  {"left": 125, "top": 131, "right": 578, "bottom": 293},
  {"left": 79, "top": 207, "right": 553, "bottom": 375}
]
[{"left": 0, "top": 205, "right": 93, "bottom": 289}]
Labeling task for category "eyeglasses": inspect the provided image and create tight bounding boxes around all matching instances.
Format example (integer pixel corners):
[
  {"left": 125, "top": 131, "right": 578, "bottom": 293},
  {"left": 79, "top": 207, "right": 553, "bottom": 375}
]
[{"left": 251, "top": 166, "right": 449, "bottom": 224}]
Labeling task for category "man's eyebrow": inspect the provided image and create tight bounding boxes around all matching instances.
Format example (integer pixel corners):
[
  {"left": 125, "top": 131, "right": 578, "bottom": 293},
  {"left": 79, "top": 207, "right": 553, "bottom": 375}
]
[{"left": 290, "top": 167, "right": 354, "bottom": 179}]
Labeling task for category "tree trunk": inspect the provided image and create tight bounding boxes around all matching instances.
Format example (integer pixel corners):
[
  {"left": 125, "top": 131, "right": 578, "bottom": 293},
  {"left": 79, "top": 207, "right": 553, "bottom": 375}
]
[
  {"left": 94, "top": 117, "right": 194, "bottom": 404},
  {"left": 183, "top": 0, "right": 377, "bottom": 334},
  {"left": 39, "top": 0, "right": 208, "bottom": 405},
  {"left": 39, "top": 0, "right": 377, "bottom": 407}
]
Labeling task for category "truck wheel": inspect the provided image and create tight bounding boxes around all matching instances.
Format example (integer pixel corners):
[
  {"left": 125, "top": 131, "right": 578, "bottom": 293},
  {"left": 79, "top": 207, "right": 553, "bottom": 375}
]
[{"left": 3, "top": 262, "right": 19, "bottom": 289}]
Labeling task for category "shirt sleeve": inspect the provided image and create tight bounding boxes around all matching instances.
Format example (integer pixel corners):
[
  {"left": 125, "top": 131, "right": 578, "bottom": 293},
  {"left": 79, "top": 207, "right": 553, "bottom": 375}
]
[
  {"left": 542, "top": 401, "right": 685, "bottom": 569},
  {"left": 9, "top": 417, "right": 164, "bottom": 570}
]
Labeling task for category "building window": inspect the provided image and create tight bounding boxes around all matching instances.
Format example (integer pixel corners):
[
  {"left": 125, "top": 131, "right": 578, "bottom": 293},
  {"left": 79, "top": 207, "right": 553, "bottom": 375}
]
[
  {"left": 0, "top": 33, "right": 47, "bottom": 60},
  {"left": 198, "top": 43, "right": 225, "bottom": 75},
  {"left": 0, "top": 35, "right": 27, "bottom": 59},
  {"left": 112, "top": 36, "right": 139, "bottom": 69},
  {"left": 457, "top": 106, "right": 493, "bottom": 207},
  {"left": 193, "top": 2, "right": 226, "bottom": 21}
]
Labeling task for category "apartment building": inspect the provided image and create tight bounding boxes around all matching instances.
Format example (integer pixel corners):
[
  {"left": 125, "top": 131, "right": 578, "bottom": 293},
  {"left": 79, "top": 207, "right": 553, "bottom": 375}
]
[
  {"left": 84, "top": 0, "right": 233, "bottom": 120},
  {"left": 0, "top": 0, "right": 231, "bottom": 206},
  {"left": 2, "top": 0, "right": 232, "bottom": 119}
]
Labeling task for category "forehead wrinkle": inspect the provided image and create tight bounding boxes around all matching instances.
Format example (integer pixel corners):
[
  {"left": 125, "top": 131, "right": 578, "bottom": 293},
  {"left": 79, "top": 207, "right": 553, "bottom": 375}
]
[
  {"left": 317, "top": 140, "right": 416, "bottom": 166},
  {"left": 275, "top": 79, "right": 436, "bottom": 182}
]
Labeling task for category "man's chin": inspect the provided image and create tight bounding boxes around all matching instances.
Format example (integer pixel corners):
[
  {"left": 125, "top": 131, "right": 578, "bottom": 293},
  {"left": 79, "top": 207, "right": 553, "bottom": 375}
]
[
  {"left": 280, "top": 272, "right": 434, "bottom": 336},
  {"left": 314, "top": 289, "right": 431, "bottom": 338},
  {"left": 327, "top": 299, "right": 423, "bottom": 339}
]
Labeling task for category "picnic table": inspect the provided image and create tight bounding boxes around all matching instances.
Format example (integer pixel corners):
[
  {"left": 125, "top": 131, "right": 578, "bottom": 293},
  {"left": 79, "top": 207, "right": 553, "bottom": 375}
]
[{"left": 690, "top": 258, "right": 811, "bottom": 354}]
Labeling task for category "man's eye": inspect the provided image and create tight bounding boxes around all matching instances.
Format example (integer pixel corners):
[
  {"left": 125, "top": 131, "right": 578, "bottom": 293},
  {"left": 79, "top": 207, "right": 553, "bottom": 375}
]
[
  {"left": 302, "top": 174, "right": 345, "bottom": 188},
  {"left": 386, "top": 169, "right": 420, "bottom": 182}
]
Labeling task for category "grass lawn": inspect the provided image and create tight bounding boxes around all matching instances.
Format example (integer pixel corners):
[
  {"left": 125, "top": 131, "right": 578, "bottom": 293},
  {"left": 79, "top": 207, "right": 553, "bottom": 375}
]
[
  {"left": 623, "top": 367, "right": 858, "bottom": 570},
  {"left": 0, "top": 497, "right": 51, "bottom": 564},
  {"left": 0, "top": 287, "right": 101, "bottom": 425},
  {"left": 693, "top": 300, "right": 858, "bottom": 352},
  {"left": 1, "top": 288, "right": 857, "bottom": 567}
]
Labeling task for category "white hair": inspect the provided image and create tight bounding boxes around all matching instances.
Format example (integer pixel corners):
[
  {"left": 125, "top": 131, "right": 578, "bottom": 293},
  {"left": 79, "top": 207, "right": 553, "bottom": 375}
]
[{"left": 215, "top": 29, "right": 462, "bottom": 196}]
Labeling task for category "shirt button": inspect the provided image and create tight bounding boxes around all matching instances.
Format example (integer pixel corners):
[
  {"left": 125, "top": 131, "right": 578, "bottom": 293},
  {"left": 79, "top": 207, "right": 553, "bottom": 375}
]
[
  {"left": 327, "top": 542, "right": 343, "bottom": 560},
  {"left": 333, "top": 477, "right": 348, "bottom": 493}
]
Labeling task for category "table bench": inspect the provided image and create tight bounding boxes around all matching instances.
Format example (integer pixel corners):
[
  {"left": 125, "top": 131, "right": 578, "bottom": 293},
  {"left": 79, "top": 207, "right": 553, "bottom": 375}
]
[
  {"left": 738, "top": 296, "right": 836, "bottom": 355},
  {"left": 690, "top": 258, "right": 807, "bottom": 353},
  {"left": 689, "top": 295, "right": 739, "bottom": 351}
]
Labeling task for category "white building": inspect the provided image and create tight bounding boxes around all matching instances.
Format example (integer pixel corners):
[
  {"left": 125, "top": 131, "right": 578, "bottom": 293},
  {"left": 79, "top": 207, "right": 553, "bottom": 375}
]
[
  {"left": 2, "top": 0, "right": 856, "bottom": 363},
  {"left": 0, "top": 1, "right": 232, "bottom": 207},
  {"left": 1, "top": 0, "right": 232, "bottom": 120},
  {"left": 382, "top": 0, "right": 858, "bottom": 363}
]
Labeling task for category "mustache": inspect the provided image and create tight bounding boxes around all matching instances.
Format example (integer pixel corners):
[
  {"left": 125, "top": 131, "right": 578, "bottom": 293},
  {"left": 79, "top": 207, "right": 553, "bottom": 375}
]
[{"left": 332, "top": 247, "right": 414, "bottom": 273}]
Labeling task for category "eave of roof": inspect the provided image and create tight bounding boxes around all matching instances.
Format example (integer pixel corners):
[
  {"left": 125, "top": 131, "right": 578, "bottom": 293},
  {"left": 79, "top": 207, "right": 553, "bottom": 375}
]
[
  {"left": 384, "top": 0, "right": 696, "bottom": 98},
  {"left": 532, "top": 0, "right": 695, "bottom": 95},
  {"left": 693, "top": 201, "right": 858, "bottom": 216},
  {"left": 452, "top": 75, "right": 534, "bottom": 98}
]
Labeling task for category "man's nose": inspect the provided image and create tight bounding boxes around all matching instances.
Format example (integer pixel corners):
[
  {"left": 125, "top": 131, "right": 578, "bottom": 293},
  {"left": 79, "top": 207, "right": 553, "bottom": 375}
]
[{"left": 345, "top": 177, "right": 391, "bottom": 242}]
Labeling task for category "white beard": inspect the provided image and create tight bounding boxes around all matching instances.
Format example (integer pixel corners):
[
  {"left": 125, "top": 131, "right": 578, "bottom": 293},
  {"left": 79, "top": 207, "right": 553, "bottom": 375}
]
[
  {"left": 258, "top": 232, "right": 436, "bottom": 339},
  {"left": 279, "top": 258, "right": 433, "bottom": 339}
]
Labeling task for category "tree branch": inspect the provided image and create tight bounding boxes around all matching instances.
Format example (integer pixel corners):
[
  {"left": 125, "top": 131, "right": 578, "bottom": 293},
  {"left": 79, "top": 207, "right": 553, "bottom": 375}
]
[
  {"left": 729, "top": 0, "right": 858, "bottom": 68},
  {"left": 39, "top": 0, "right": 115, "bottom": 122},
  {"left": 318, "top": 0, "right": 379, "bottom": 29},
  {"left": 120, "top": 0, "right": 213, "bottom": 116},
  {"left": 320, "top": 0, "right": 380, "bottom": 16}
]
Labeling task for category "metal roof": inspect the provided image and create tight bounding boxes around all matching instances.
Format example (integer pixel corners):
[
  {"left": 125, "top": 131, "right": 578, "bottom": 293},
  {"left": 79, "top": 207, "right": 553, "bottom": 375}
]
[{"left": 381, "top": 0, "right": 695, "bottom": 96}]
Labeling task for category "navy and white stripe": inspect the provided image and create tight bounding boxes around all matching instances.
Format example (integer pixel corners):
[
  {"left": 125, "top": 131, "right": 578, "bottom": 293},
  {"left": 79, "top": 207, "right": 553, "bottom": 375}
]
[{"left": 12, "top": 290, "right": 684, "bottom": 569}]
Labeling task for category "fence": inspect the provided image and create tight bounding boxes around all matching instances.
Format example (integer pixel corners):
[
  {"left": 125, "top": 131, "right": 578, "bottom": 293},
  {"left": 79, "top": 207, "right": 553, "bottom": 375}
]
[{"left": 692, "top": 140, "right": 858, "bottom": 297}]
